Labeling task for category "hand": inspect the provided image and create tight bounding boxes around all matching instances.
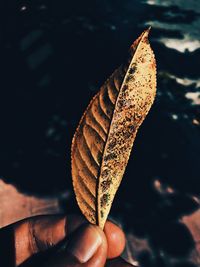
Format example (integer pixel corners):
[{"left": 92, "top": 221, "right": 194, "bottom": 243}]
[{"left": 0, "top": 215, "right": 132, "bottom": 267}]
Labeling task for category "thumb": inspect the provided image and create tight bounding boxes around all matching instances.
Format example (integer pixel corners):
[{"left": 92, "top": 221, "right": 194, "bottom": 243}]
[{"left": 45, "top": 223, "right": 107, "bottom": 267}]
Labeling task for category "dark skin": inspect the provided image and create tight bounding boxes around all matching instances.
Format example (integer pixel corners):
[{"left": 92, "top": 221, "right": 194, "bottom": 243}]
[{"left": 1, "top": 215, "right": 132, "bottom": 267}]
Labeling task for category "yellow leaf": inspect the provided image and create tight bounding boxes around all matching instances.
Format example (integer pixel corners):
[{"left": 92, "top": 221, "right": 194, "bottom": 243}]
[{"left": 71, "top": 28, "right": 157, "bottom": 229}]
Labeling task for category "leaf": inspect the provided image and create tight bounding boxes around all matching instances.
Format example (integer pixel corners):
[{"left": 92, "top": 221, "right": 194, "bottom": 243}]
[{"left": 71, "top": 28, "right": 157, "bottom": 229}]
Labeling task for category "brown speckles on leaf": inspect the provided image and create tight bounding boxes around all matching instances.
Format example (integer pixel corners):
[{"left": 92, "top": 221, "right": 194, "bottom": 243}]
[
  {"left": 100, "top": 210, "right": 104, "bottom": 218},
  {"left": 108, "top": 139, "right": 117, "bottom": 150},
  {"left": 71, "top": 28, "right": 157, "bottom": 229},
  {"left": 129, "top": 64, "right": 137, "bottom": 74},
  {"left": 101, "top": 168, "right": 109, "bottom": 178},
  {"left": 101, "top": 193, "right": 111, "bottom": 207},
  {"left": 104, "top": 152, "right": 117, "bottom": 162},
  {"left": 101, "top": 179, "right": 112, "bottom": 193}
]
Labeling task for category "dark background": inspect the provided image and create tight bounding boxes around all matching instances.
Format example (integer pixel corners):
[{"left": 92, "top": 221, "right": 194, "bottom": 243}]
[{"left": 0, "top": 1, "right": 200, "bottom": 266}]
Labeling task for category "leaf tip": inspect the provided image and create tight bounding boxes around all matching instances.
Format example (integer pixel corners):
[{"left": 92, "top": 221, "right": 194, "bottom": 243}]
[
  {"left": 147, "top": 25, "right": 152, "bottom": 32},
  {"left": 143, "top": 26, "right": 152, "bottom": 38}
]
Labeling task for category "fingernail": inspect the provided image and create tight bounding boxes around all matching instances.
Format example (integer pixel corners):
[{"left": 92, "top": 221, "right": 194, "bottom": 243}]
[{"left": 67, "top": 224, "right": 102, "bottom": 263}]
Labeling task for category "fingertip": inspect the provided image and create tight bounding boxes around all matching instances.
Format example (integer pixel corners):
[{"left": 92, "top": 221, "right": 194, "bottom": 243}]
[
  {"left": 41, "top": 224, "right": 108, "bottom": 267},
  {"left": 84, "top": 225, "right": 108, "bottom": 267},
  {"left": 104, "top": 221, "right": 126, "bottom": 259},
  {"left": 66, "top": 224, "right": 103, "bottom": 263}
]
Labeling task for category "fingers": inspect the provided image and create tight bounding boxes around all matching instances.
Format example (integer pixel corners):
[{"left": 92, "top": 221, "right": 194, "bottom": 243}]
[
  {"left": 14, "top": 214, "right": 86, "bottom": 266},
  {"left": 67, "top": 224, "right": 103, "bottom": 264},
  {"left": 43, "top": 224, "right": 107, "bottom": 267},
  {"left": 15, "top": 215, "right": 67, "bottom": 266},
  {"left": 104, "top": 221, "right": 126, "bottom": 259},
  {"left": 13, "top": 215, "right": 125, "bottom": 266}
]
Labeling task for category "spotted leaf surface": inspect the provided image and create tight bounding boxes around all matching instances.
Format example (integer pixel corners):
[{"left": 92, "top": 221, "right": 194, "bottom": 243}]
[{"left": 71, "top": 28, "right": 157, "bottom": 228}]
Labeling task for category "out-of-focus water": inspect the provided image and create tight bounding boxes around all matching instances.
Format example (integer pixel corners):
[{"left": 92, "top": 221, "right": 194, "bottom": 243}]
[
  {"left": 145, "top": 0, "right": 200, "bottom": 52},
  {"left": 144, "top": 0, "right": 200, "bottom": 81}
]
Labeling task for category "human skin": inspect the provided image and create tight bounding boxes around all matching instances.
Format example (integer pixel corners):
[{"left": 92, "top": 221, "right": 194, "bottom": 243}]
[{"left": 0, "top": 214, "right": 132, "bottom": 267}]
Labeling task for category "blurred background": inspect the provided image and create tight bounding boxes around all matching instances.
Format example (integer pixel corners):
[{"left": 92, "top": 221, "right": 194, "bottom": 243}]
[{"left": 0, "top": 0, "right": 200, "bottom": 266}]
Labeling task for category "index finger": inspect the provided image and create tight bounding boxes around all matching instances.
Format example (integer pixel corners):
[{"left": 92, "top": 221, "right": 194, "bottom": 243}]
[{"left": 3, "top": 214, "right": 125, "bottom": 266}]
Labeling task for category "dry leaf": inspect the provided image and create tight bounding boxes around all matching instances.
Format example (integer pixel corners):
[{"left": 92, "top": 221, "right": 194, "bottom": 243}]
[{"left": 71, "top": 28, "right": 157, "bottom": 229}]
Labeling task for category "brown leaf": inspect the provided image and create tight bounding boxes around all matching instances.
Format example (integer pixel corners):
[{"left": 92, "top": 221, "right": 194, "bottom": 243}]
[{"left": 71, "top": 28, "right": 157, "bottom": 229}]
